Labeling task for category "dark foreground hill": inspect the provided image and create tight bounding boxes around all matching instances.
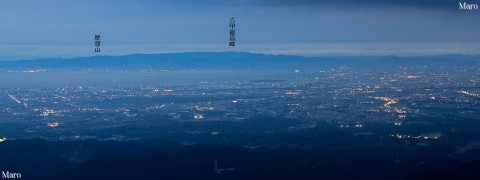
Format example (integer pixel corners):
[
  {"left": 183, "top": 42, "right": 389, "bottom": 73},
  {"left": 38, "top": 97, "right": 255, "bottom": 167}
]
[{"left": 0, "top": 139, "right": 479, "bottom": 180}]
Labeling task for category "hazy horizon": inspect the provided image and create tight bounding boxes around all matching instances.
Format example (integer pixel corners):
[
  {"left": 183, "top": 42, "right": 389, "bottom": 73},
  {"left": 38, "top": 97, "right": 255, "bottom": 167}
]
[
  {"left": 0, "top": 0, "right": 479, "bottom": 60},
  {"left": 0, "top": 50, "right": 479, "bottom": 62}
]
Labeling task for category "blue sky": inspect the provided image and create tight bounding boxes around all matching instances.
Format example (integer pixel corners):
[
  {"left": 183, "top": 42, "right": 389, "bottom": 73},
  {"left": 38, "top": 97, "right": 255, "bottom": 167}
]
[{"left": 0, "top": 0, "right": 479, "bottom": 60}]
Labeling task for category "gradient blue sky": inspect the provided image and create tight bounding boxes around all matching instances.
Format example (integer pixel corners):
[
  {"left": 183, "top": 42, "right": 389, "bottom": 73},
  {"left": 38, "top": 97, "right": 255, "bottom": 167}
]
[{"left": 0, "top": 0, "right": 479, "bottom": 60}]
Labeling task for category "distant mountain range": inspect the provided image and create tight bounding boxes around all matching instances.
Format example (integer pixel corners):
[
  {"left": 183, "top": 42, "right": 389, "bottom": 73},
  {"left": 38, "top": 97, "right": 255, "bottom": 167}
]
[{"left": 0, "top": 52, "right": 478, "bottom": 70}]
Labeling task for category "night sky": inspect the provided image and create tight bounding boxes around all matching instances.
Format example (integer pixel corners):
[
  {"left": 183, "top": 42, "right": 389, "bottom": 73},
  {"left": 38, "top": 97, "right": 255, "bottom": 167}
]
[{"left": 0, "top": 0, "right": 479, "bottom": 60}]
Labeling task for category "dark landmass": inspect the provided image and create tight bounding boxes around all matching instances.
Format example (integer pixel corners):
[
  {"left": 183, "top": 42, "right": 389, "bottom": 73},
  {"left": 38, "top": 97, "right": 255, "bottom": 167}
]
[
  {"left": 0, "top": 52, "right": 478, "bottom": 70},
  {"left": 0, "top": 139, "right": 479, "bottom": 180}
]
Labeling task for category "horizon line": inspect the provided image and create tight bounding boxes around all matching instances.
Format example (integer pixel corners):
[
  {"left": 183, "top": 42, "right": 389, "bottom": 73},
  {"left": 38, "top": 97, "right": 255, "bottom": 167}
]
[{"left": 1, "top": 51, "right": 479, "bottom": 62}]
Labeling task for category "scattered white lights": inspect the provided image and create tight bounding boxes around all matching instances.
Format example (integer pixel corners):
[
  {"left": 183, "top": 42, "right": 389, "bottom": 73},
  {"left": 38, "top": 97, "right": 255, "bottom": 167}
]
[
  {"left": 391, "top": 133, "right": 441, "bottom": 140},
  {"left": 47, "top": 122, "right": 60, "bottom": 128},
  {"left": 194, "top": 114, "right": 204, "bottom": 120}
]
